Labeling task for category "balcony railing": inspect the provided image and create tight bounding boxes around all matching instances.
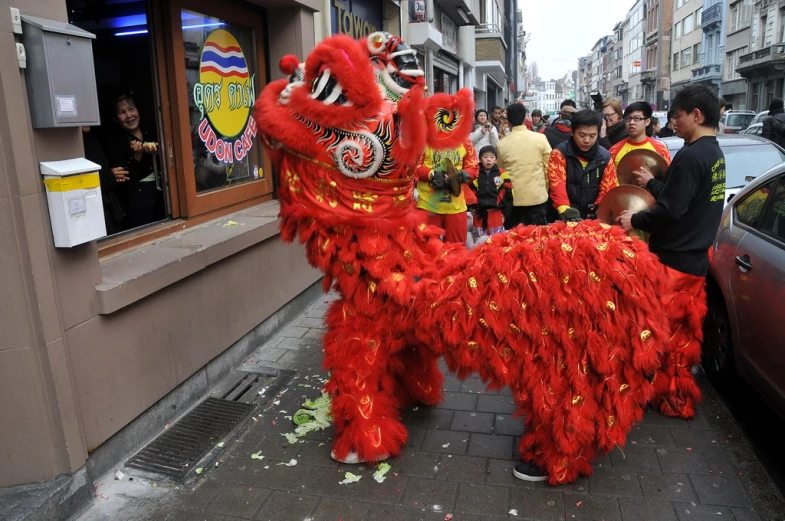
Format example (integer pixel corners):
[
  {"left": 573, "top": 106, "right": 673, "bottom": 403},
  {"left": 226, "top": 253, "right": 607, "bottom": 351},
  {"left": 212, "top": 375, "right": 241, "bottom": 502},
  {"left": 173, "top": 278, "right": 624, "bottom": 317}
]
[
  {"left": 691, "top": 64, "right": 722, "bottom": 81},
  {"left": 701, "top": 3, "right": 722, "bottom": 28},
  {"left": 640, "top": 70, "right": 656, "bottom": 83},
  {"left": 475, "top": 23, "right": 502, "bottom": 35}
]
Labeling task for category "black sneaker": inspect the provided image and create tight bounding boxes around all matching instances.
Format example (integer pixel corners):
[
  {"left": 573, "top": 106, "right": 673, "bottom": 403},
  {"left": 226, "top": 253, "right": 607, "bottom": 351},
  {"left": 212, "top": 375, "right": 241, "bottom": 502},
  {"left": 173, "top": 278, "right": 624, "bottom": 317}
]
[{"left": 512, "top": 461, "right": 548, "bottom": 482}]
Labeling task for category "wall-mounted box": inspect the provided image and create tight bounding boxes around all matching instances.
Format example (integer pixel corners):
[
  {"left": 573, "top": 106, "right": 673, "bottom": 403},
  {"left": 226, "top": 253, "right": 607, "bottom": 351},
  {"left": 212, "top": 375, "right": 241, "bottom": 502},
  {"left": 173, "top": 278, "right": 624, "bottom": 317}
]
[
  {"left": 41, "top": 158, "right": 106, "bottom": 248},
  {"left": 21, "top": 15, "right": 100, "bottom": 128}
]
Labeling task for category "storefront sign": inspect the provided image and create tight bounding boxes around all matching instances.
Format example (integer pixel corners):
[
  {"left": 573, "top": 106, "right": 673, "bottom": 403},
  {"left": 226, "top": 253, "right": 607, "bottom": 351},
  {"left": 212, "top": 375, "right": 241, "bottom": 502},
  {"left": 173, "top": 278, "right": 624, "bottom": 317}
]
[
  {"left": 441, "top": 14, "right": 457, "bottom": 55},
  {"left": 332, "top": 0, "right": 382, "bottom": 37},
  {"left": 193, "top": 29, "right": 257, "bottom": 164}
]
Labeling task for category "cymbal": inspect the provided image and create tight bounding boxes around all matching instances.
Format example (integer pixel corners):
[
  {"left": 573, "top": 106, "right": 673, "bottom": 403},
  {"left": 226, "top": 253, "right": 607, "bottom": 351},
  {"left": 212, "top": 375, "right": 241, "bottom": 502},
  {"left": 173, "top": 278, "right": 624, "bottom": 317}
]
[
  {"left": 616, "top": 148, "right": 669, "bottom": 186},
  {"left": 596, "top": 185, "right": 656, "bottom": 225},
  {"left": 442, "top": 158, "right": 462, "bottom": 197}
]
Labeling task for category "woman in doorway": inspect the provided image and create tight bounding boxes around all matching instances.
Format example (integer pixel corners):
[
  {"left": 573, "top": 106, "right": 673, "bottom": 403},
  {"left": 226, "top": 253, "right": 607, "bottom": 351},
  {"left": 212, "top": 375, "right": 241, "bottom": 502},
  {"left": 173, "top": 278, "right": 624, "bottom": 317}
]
[{"left": 108, "top": 94, "right": 165, "bottom": 230}]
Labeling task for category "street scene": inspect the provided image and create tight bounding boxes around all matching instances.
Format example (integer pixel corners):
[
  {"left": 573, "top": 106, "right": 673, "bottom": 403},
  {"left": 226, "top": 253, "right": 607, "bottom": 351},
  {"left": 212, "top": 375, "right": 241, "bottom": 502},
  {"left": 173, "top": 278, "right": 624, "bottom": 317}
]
[{"left": 1, "top": 0, "right": 785, "bottom": 521}]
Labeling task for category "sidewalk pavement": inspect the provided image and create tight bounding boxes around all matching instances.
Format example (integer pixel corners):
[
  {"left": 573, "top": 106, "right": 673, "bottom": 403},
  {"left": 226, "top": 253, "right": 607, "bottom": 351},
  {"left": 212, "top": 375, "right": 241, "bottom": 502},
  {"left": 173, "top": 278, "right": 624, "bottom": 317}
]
[{"left": 73, "top": 294, "right": 785, "bottom": 521}]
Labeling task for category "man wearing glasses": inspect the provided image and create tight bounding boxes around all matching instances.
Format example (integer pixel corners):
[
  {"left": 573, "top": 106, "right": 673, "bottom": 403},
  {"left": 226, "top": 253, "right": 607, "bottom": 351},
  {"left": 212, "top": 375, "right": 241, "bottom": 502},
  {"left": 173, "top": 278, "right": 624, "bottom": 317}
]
[{"left": 609, "top": 101, "right": 671, "bottom": 169}]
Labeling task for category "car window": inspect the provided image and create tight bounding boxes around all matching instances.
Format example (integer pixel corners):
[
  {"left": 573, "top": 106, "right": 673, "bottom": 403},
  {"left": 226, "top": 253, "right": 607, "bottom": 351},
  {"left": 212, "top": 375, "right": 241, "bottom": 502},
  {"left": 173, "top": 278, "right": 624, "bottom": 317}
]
[
  {"left": 735, "top": 181, "right": 775, "bottom": 226},
  {"left": 758, "top": 178, "right": 785, "bottom": 242},
  {"left": 727, "top": 114, "right": 754, "bottom": 127},
  {"left": 724, "top": 145, "right": 785, "bottom": 187}
]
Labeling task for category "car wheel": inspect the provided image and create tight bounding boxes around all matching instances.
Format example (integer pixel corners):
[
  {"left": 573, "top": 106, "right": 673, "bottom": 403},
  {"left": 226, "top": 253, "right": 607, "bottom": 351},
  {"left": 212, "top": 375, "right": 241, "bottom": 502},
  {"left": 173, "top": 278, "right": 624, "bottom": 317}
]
[{"left": 701, "top": 286, "right": 736, "bottom": 388}]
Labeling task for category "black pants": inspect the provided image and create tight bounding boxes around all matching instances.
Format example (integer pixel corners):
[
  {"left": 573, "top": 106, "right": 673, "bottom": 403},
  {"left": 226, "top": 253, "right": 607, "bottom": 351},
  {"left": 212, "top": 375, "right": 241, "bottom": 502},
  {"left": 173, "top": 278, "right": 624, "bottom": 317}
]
[{"left": 504, "top": 203, "right": 549, "bottom": 229}]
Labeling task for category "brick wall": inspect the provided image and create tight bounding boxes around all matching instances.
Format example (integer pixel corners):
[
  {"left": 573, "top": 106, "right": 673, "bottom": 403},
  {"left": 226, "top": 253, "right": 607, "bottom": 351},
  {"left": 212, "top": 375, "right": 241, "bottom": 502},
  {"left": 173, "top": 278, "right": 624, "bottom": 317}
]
[{"left": 476, "top": 37, "right": 505, "bottom": 63}]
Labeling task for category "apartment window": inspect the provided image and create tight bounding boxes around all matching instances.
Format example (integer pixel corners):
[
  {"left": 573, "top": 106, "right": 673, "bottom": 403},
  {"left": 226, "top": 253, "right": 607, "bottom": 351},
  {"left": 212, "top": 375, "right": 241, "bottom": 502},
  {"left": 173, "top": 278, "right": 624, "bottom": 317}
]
[
  {"left": 779, "top": 9, "right": 785, "bottom": 42},
  {"left": 695, "top": 7, "right": 703, "bottom": 28},
  {"left": 730, "top": 4, "right": 739, "bottom": 30},
  {"left": 683, "top": 14, "right": 693, "bottom": 34},
  {"left": 693, "top": 42, "right": 701, "bottom": 64},
  {"left": 726, "top": 46, "right": 748, "bottom": 80},
  {"left": 675, "top": 21, "right": 681, "bottom": 39},
  {"left": 677, "top": 0, "right": 684, "bottom": 8},
  {"left": 760, "top": 15, "right": 768, "bottom": 48},
  {"left": 681, "top": 48, "right": 692, "bottom": 68},
  {"left": 673, "top": 51, "right": 680, "bottom": 70}
]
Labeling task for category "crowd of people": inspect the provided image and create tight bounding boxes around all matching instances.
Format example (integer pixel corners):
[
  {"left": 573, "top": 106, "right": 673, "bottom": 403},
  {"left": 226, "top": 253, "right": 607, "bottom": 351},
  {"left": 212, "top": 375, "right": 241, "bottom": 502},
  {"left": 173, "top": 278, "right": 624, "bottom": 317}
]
[{"left": 414, "top": 85, "right": 724, "bottom": 275}]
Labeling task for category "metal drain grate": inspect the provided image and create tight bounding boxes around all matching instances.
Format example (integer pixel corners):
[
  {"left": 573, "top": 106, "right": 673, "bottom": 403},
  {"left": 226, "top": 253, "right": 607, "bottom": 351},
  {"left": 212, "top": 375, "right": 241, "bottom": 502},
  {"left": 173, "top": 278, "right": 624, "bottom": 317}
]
[{"left": 125, "top": 397, "right": 254, "bottom": 477}]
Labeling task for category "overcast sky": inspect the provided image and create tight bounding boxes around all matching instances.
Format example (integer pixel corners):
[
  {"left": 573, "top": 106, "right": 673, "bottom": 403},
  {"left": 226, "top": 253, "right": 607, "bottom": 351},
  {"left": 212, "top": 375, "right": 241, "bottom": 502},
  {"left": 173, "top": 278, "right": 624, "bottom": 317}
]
[{"left": 520, "top": 0, "right": 636, "bottom": 81}]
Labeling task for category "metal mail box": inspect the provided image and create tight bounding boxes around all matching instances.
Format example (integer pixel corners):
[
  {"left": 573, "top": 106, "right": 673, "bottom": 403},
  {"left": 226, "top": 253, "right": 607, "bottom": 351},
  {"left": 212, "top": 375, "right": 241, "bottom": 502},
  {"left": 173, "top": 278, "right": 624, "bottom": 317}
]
[{"left": 21, "top": 15, "right": 100, "bottom": 128}]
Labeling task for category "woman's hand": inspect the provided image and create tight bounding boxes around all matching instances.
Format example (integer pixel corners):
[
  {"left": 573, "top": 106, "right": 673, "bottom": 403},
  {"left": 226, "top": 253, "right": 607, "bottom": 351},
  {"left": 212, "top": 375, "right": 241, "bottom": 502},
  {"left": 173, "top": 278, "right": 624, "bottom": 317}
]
[
  {"left": 130, "top": 141, "right": 144, "bottom": 152},
  {"left": 112, "top": 167, "right": 129, "bottom": 182},
  {"left": 142, "top": 142, "right": 158, "bottom": 153}
]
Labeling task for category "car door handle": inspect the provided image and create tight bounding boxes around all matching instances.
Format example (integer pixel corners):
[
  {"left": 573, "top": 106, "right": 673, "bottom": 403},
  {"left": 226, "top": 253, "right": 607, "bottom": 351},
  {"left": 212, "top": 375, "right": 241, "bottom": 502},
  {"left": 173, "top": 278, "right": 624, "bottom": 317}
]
[{"left": 735, "top": 255, "right": 753, "bottom": 271}]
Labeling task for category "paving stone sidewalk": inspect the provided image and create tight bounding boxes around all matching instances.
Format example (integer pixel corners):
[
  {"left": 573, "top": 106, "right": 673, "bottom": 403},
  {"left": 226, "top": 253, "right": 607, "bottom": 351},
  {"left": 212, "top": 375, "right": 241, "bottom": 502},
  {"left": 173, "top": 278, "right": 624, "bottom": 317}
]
[{"left": 73, "top": 294, "right": 785, "bottom": 521}]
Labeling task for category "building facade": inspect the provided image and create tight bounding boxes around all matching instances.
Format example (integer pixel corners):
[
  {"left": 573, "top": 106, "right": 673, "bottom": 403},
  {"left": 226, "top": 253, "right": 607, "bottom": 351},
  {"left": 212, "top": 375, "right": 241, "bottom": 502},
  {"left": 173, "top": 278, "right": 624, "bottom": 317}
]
[
  {"left": 736, "top": 0, "right": 785, "bottom": 111},
  {"left": 692, "top": 0, "right": 726, "bottom": 95},
  {"left": 0, "top": 0, "right": 398, "bottom": 497},
  {"left": 626, "top": 0, "right": 647, "bottom": 101},
  {"left": 723, "top": 0, "right": 753, "bottom": 109},
  {"left": 671, "top": 0, "right": 705, "bottom": 96},
  {"left": 642, "top": 0, "right": 673, "bottom": 108}
]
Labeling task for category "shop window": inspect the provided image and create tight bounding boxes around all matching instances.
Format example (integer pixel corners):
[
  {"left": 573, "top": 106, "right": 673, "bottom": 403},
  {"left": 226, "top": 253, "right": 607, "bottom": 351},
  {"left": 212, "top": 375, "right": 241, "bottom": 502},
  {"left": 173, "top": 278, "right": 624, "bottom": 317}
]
[{"left": 68, "top": 0, "right": 271, "bottom": 252}]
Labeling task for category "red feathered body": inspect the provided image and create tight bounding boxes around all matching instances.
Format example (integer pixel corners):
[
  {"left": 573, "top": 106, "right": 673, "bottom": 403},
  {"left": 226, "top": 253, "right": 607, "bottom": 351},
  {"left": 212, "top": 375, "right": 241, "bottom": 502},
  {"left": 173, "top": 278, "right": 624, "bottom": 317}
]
[{"left": 253, "top": 33, "right": 705, "bottom": 486}]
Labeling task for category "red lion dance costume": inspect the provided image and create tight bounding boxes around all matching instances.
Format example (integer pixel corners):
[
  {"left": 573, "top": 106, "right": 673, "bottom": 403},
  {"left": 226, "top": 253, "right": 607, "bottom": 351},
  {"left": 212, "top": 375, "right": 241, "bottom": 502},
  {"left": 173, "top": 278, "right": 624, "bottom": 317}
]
[{"left": 254, "top": 33, "right": 705, "bottom": 485}]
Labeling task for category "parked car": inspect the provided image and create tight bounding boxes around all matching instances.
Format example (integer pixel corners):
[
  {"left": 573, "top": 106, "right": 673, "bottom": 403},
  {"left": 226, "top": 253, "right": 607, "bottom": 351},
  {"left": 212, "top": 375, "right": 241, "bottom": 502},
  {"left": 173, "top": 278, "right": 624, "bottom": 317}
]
[
  {"left": 749, "top": 110, "right": 769, "bottom": 126},
  {"left": 741, "top": 123, "right": 763, "bottom": 136},
  {"left": 721, "top": 110, "right": 756, "bottom": 133},
  {"left": 652, "top": 111, "right": 669, "bottom": 129},
  {"left": 703, "top": 163, "right": 785, "bottom": 418},
  {"left": 662, "top": 134, "right": 785, "bottom": 204}
]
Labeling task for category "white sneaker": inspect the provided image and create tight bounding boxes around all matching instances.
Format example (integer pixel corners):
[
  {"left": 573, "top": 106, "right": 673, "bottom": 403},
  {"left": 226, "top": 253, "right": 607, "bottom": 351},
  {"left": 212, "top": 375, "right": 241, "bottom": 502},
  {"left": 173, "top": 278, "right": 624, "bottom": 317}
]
[{"left": 330, "top": 449, "right": 389, "bottom": 464}]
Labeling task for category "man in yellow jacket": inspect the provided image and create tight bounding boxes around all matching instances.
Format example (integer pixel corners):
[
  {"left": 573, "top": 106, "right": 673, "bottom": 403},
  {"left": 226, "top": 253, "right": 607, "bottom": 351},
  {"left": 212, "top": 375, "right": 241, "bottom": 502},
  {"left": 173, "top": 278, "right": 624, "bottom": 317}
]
[{"left": 496, "top": 103, "right": 552, "bottom": 228}]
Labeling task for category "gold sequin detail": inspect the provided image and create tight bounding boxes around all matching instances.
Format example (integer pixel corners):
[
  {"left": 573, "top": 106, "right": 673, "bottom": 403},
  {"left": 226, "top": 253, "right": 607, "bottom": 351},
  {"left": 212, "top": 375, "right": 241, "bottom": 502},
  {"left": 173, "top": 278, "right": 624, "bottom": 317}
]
[
  {"left": 619, "top": 384, "right": 630, "bottom": 394},
  {"left": 320, "top": 238, "right": 330, "bottom": 251},
  {"left": 489, "top": 301, "right": 500, "bottom": 311},
  {"left": 596, "top": 242, "right": 608, "bottom": 251},
  {"left": 503, "top": 247, "right": 513, "bottom": 253},
  {"left": 623, "top": 249, "right": 635, "bottom": 258},
  {"left": 548, "top": 386, "right": 554, "bottom": 395},
  {"left": 343, "top": 263, "right": 355, "bottom": 274},
  {"left": 529, "top": 272, "right": 538, "bottom": 283},
  {"left": 451, "top": 312, "right": 458, "bottom": 322},
  {"left": 557, "top": 358, "right": 566, "bottom": 369},
  {"left": 568, "top": 328, "right": 575, "bottom": 338},
  {"left": 360, "top": 395, "right": 371, "bottom": 405},
  {"left": 607, "top": 415, "right": 616, "bottom": 426},
  {"left": 600, "top": 223, "right": 611, "bottom": 229},
  {"left": 567, "top": 221, "right": 579, "bottom": 228},
  {"left": 640, "top": 330, "right": 652, "bottom": 341},
  {"left": 418, "top": 223, "right": 427, "bottom": 231},
  {"left": 606, "top": 301, "right": 616, "bottom": 310},
  {"left": 542, "top": 326, "right": 550, "bottom": 336},
  {"left": 479, "top": 318, "right": 489, "bottom": 328},
  {"left": 589, "top": 272, "right": 601, "bottom": 282},
  {"left": 561, "top": 243, "right": 573, "bottom": 252},
  {"left": 392, "top": 273, "right": 403, "bottom": 281},
  {"left": 404, "top": 250, "right": 413, "bottom": 260},
  {"left": 368, "top": 281, "right": 377, "bottom": 293},
  {"left": 521, "top": 302, "right": 528, "bottom": 310},
  {"left": 501, "top": 347, "right": 512, "bottom": 358},
  {"left": 510, "top": 324, "right": 521, "bottom": 333},
  {"left": 466, "top": 304, "right": 473, "bottom": 316},
  {"left": 467, "top": 341, "right": 479, "bottom": 351},
  {"left": 497, "top": 273, "right": 508, "bottom": 284},
  {"left": 572, "top": 395, "right": 583, "bottom": 405},
  {"left": 562, "top": 275, "right": 570, "bottom": 284},
  {"left": 446, "top": 276, "right": 455, "bottom": 283},
  {"left": 468, "top": 277, "right": 477, "bottom": 289}
]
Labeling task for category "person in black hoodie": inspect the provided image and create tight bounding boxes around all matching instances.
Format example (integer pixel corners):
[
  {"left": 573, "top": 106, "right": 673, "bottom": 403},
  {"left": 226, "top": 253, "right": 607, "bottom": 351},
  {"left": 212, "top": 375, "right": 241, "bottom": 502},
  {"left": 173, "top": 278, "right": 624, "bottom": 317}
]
[
  {"left": 618, "top": 84, "right": 725, "bottom": 419},
  {"left": 762, "top": 98, "right": 785, "bottom": 148},
  {"left": 542, "top": 105, "right": 576, "bottom": 148},
  {"left": 82, "top": 126, "right": 125, "bottom": 235},
  {"left": 619, "top": 84, "right": 725, "bottom": 277},
  {"left": 470, "top": 145, "right": 513, "bottom": 237},
  {"left": 599, "top": 98, "right": 628, "bottom": 148}
]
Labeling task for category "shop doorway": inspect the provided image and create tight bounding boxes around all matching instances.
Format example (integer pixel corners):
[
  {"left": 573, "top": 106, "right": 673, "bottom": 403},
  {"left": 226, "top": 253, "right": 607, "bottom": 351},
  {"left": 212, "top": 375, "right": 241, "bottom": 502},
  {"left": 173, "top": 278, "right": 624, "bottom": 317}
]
[{"left": 67, "top": 0, "right": 168, "bottom": 236}]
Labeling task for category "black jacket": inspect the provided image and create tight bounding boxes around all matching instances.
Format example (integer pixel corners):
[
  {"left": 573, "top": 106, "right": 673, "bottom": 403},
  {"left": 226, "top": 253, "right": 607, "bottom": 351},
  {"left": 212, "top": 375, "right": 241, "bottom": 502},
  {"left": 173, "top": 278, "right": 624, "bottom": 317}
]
[
  {"left": 83, "top": 131, "right": 124, "bottom": 235},
  {"left": 598, "top": 121, "right": 628, "bottom": 149},
  {"left": 631, "top": 136, "right": 725, "bottom": 276},
  {"left": 554, "top": 139, "right": 613, "bottom": 218},
  {"left": 762, "top": 110, "right": 785, "bottom": 148},
  {"left": 543, "top": 123, "right": 571, "bottom": 149}
]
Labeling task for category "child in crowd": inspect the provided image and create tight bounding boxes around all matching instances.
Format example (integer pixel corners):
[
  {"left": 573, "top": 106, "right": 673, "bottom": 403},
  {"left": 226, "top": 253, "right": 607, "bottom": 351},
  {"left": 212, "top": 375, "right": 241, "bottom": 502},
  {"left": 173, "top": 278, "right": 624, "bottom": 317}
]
[{"left": 471, "top": 146, "right": 513, "bottom": 238}]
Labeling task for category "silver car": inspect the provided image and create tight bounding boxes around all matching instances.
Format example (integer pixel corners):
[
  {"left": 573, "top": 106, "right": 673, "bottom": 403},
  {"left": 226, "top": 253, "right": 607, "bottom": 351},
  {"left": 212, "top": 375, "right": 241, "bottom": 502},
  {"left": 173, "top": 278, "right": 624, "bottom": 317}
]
[
  {"left": 703, "top": 164, "right": 785, "bottom": 417},
  {"left": 662, "top": 135, "right": 785, "bottom": 205}
]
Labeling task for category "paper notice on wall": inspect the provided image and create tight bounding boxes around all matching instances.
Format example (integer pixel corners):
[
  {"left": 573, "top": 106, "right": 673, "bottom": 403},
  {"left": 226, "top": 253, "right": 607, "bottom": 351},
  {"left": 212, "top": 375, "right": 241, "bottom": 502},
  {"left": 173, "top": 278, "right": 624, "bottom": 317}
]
[
  {"left": 55, "top": 95, "right": 77, "bottom": 118},
  {"left": 68, "top": 197, "right": 86, "bottom": 216}
]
